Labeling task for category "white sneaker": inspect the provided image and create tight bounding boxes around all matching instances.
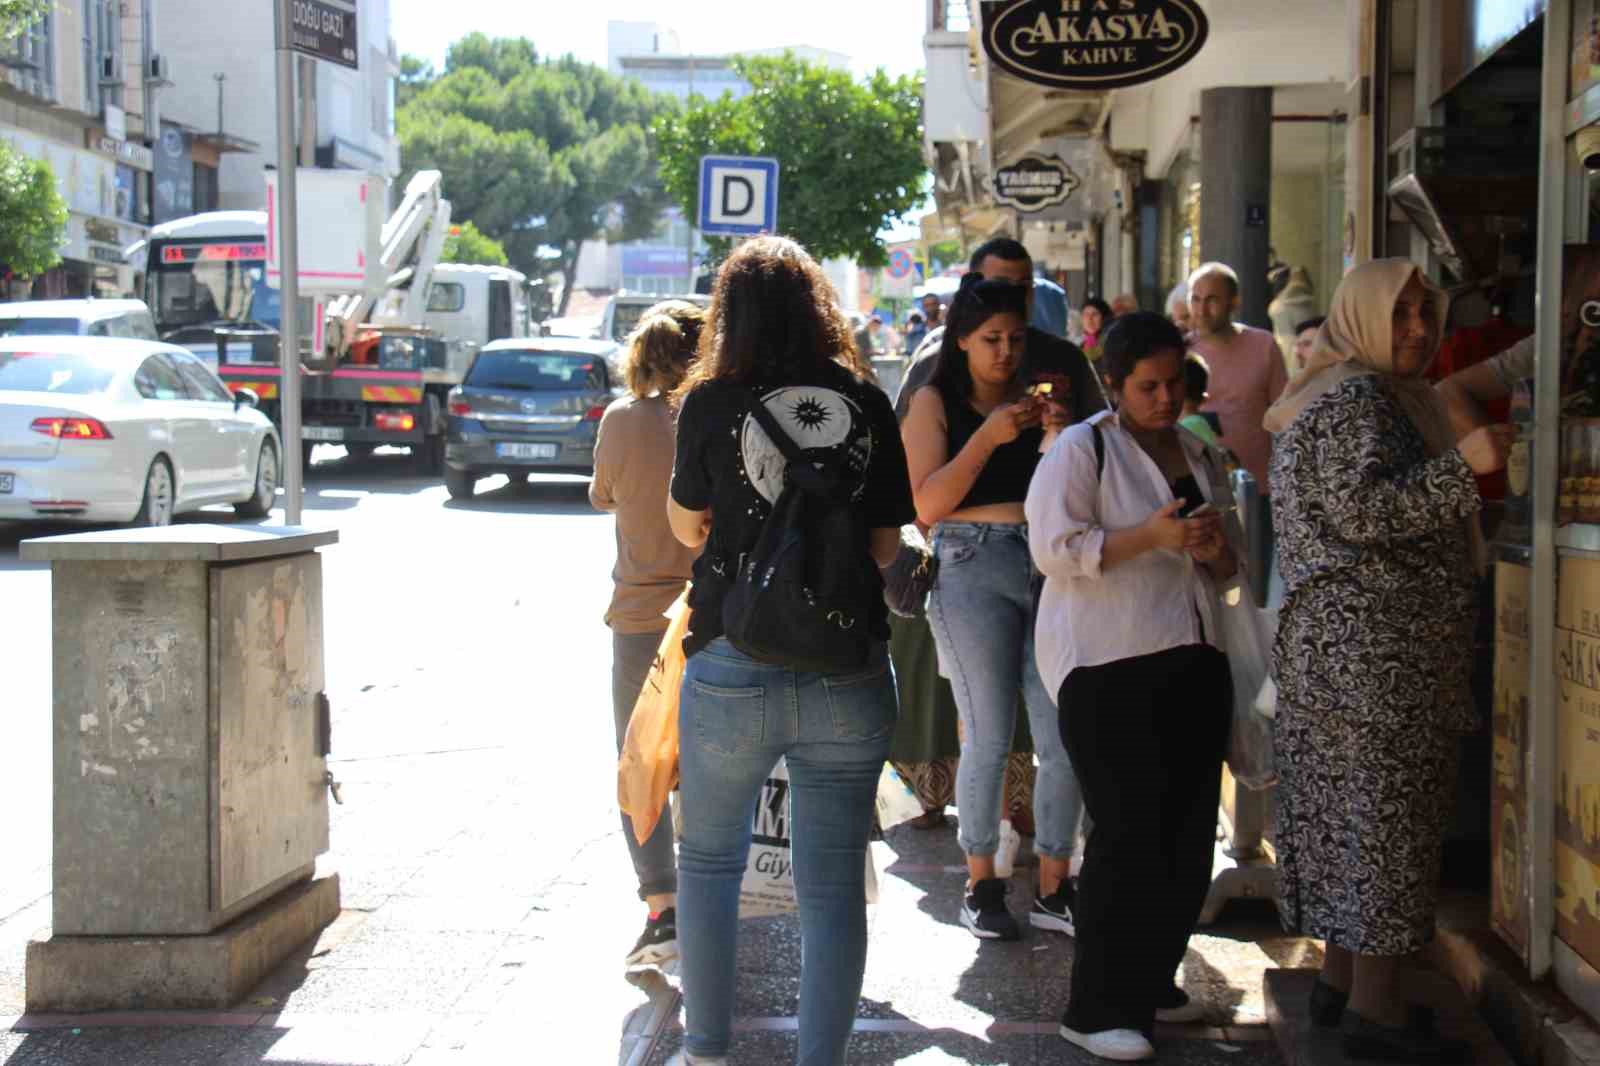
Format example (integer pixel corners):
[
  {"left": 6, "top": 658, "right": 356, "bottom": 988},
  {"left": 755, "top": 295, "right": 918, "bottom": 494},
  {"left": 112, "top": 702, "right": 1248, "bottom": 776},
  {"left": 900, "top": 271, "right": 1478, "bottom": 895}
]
[
  {"left": 994, "top": 818, "right": 1021, "bottom": 879},
  {"left": 666, "top": 1052, "right": 728, "bottom": 1066},
  {"left": 1058, "top": 1025, "right": 1156, "bottom": 1061}
]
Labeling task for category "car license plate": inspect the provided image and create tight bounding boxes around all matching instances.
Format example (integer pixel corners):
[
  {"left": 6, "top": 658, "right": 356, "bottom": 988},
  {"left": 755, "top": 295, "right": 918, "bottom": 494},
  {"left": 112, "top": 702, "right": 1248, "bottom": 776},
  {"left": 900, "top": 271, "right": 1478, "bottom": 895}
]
[
  {"left": 0, "top": 473, "right": 11, "bottom": 494},
  {"left": 301, "top": 426, "right": 344, "bottom": 442},
  {"left": 496, "top": 442, "right": 559, "bottom": 460}
]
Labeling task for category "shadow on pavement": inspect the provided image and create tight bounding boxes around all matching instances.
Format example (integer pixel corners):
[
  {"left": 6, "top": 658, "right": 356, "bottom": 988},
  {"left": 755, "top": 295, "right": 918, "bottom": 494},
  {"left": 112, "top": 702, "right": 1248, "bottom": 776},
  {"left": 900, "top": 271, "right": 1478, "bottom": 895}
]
[{"left": 442, "top": 478, "right": 601, "bottom": 517}]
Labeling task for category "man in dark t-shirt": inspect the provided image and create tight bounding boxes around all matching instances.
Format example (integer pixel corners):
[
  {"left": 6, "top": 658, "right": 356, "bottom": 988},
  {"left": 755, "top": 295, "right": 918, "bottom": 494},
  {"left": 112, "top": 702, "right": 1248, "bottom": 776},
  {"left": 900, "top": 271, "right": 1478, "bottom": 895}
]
[
  {"left": 670, "top": 360, "right": 916, "bottom": 657},
  {"left": 893, "top": 238, "right": 1107, "bottom": 423}
]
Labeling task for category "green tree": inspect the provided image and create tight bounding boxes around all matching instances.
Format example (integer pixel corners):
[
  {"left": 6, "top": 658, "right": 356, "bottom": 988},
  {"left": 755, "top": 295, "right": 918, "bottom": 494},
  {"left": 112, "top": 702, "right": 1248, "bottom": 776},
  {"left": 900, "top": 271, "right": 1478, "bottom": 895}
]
[
  {"left": 0, "top": 0, "right": 47, "bottom": 40},
  {"left": 397, "top": 54, "right": 435, "bottom": 111},
  {"left": 442, "top": 220, "right": 508, "bottom": 266},
  {"left": 0, "top": 139, "right": 66, "bottom": 279},
  {"left": 654, "top": 54, "right": 926, "bottom": 270},
  {"left": 399, "top": 35, "right": 676, "bottom": 314}
]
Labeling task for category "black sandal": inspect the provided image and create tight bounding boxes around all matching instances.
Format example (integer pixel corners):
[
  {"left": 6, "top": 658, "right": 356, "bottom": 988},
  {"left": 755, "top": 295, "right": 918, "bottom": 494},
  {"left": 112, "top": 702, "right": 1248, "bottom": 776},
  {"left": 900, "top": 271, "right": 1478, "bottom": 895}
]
[{"left": 1342, "top": 1011, "right": 1467, "bottom": 1064}]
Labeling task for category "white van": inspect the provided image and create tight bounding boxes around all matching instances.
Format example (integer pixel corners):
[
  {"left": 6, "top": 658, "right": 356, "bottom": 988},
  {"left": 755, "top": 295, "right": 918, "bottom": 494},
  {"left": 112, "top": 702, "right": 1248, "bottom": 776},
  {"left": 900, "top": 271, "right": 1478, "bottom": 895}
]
[
  {"left": 0, "top": 298, "right": 159, "bottom": 340},
  {"left": 599, "top": 292, "right": 710, "bottom": 346}
]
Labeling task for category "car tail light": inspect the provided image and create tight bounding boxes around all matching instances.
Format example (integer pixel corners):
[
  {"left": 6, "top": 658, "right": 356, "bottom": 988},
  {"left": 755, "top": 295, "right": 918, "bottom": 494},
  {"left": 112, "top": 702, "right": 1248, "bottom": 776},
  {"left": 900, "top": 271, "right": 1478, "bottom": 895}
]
[
  {"left": 583, "top": 405, "right": 605, "bottom": 422},
  {"left": 374, "top": 410, "right": 416, "bottom": 432},
  {"left": 448, "top": 400, "right": 471, "bottom": 416},
  {"left": 31, "top": 417, "right": 112, "bottom": 440}
]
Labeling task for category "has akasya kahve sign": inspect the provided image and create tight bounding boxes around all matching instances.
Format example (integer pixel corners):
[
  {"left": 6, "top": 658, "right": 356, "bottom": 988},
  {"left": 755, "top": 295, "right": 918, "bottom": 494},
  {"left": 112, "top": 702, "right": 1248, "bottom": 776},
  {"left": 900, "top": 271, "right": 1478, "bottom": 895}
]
[{"left": 981, "top": 0, "right": 1210, "bottom": 91}]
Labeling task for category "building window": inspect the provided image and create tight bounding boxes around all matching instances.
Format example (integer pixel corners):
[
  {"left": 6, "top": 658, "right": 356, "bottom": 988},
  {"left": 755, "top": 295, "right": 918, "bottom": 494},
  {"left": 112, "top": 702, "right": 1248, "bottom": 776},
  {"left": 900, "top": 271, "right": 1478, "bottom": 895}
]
[
  {"left": 6, "top": 10, "right": 55, "bottom": 102},
  {"left": 935, "top": 0, "right": 972, "bottom": 32},
  {"left": 91, "top": 0, "right": 120, "bottom": 113}
]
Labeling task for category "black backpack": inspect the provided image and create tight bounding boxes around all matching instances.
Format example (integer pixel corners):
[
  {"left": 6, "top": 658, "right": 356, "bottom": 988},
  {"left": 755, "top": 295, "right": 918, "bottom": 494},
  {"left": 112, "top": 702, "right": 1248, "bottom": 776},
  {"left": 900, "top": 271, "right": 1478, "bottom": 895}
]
[{"left": 720, "top": 389, "right": 881, "bottom": 673}]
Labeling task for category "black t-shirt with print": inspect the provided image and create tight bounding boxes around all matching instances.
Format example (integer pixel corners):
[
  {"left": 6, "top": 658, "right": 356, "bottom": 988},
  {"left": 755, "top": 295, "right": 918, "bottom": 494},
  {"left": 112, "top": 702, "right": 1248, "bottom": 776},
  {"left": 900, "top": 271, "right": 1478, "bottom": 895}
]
[{"left": 671, "top": 361, "right": 917, "bottom": 658}]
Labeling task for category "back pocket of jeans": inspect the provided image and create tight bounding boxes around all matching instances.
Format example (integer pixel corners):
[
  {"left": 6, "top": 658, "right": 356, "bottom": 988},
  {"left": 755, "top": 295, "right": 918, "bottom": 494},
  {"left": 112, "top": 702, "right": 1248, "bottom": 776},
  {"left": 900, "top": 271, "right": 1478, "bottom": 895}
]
[
  {"left": 822, "top": 666, "right": 895, "bottom": 743},
  {"left": 687, "top": 680, "right": 766, "bottom": 756}
]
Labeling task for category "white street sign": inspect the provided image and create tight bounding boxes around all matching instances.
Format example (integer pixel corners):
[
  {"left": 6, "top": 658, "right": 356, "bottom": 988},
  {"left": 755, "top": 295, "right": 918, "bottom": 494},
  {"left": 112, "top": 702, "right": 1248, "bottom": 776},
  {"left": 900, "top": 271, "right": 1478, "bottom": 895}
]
[{"left": 698, "top": 155, "right": 780, "bottom": 237}]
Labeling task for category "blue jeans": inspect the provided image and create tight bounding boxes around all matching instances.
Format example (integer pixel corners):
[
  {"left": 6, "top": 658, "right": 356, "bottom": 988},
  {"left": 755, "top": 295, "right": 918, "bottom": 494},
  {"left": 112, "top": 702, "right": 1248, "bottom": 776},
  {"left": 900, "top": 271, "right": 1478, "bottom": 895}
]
[
  {"left": 927, "top": 522, "right": 1083, "bottom": 861},
  {"left": 677, "top": 637, "right": 896, "bottom": 1065}
]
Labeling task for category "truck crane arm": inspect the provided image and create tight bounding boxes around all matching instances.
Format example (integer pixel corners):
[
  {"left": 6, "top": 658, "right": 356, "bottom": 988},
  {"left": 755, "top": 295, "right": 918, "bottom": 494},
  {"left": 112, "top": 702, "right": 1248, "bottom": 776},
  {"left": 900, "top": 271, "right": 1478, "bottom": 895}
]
[{"left": 323, "top": 169, "right": 453, "bottom": 359}]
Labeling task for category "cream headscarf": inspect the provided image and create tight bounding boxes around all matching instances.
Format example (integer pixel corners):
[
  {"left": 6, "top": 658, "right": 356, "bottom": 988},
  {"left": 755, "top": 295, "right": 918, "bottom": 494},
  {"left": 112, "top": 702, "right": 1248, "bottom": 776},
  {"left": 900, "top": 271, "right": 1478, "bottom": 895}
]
[{"left": 1263, "top": 258, "right": 1485, "bottom": 569}]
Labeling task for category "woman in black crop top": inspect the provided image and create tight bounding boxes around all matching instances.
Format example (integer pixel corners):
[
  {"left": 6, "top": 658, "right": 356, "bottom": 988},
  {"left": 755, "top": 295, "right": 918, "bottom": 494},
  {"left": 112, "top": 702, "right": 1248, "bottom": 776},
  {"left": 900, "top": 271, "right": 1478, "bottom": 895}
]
[{"left": 901, "top": 274, "right": 1087, "bottom": 942}]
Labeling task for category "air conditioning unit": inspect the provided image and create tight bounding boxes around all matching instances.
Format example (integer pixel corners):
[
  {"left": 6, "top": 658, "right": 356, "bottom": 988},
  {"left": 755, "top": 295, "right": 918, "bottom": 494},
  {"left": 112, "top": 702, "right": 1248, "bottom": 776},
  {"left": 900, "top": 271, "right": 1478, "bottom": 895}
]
[
  {"left": 99, "top": 54, "right": 122, "bottom": 85},
  {"left": 147, "top": 53, "right": 172, "bottom": 86}
]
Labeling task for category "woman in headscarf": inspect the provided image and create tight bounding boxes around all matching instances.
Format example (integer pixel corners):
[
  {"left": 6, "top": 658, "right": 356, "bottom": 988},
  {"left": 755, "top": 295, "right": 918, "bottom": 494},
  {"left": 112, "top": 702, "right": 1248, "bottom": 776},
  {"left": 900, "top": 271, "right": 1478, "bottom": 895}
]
[{"left": 1264, "top": 259, "right": 1513, "bottom": 1063}]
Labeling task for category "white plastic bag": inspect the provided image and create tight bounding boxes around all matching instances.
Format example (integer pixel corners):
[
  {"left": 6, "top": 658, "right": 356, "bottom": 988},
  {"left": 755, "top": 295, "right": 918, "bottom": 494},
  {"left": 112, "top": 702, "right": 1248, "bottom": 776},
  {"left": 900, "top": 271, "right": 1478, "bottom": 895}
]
[
  {"left": 875, "top": 763, "right": 924, "bottom": 831},
  {"left": 1213, "top": 584, "right": 1279, "bottom": 790},
  {"left": 738, "top": 759, "right": 880, "bottom": 918}
]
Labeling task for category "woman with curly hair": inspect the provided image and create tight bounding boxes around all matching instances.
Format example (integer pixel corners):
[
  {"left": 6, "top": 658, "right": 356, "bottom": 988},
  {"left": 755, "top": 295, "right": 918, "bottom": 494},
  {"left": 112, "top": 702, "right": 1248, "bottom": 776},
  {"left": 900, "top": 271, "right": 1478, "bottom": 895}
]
[
  {"left": 590, "top": 300, "right": 707, "bottom": 969},
  {"left": 666, "top": 236, "right": 916, "bottom": 1066}
]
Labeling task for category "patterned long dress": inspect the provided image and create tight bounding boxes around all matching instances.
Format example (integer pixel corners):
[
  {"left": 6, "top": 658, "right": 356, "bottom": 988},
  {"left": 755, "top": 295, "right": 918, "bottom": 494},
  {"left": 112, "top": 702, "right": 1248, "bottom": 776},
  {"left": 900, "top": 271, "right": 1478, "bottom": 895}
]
[{"left": 1269, "top": 375, "right": 1481, "bottom": 956}]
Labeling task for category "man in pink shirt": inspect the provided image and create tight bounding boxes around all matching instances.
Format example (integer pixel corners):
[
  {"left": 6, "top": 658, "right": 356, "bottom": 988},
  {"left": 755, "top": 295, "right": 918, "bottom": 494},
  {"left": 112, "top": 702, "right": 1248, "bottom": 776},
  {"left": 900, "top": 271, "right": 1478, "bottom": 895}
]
[{"left": 1187, "top": 262, "right": 1289, "bottom": 490}]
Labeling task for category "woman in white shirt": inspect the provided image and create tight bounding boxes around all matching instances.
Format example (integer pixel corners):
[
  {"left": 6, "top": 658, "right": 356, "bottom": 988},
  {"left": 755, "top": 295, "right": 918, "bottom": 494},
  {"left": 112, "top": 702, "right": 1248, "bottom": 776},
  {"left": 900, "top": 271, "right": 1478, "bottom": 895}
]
[{"left": 1025, "top": 311, "right": 1237, "bottom": 1062}]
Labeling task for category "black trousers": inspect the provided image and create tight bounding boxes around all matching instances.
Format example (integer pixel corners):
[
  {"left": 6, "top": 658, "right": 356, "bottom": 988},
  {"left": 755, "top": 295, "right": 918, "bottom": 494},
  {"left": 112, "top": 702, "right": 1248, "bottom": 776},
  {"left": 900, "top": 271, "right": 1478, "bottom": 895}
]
[{"left": 1057, "top": 644, "right": 1230, "bottom": 1034}]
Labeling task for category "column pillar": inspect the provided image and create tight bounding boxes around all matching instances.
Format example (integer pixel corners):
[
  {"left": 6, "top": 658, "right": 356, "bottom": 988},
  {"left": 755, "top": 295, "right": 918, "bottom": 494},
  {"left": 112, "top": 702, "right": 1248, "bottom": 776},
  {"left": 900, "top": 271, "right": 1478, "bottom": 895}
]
[{"left": 1200, "top": 87, "right": 1274, "bottom": 328}]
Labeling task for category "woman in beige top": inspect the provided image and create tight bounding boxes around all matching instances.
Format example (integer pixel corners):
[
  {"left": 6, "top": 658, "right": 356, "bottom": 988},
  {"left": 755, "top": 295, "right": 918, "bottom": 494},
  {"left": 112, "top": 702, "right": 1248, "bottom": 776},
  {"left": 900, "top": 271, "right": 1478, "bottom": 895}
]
[{"left": 589, "top": 300, "right": 704, "bottom": 969}]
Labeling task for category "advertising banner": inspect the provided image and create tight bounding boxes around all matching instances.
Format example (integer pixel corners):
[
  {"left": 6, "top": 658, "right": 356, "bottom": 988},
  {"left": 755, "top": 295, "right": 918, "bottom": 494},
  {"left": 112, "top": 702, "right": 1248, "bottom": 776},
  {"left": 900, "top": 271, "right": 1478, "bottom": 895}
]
[
  {"left": 1555, "top": 556, "right": 1600, "bottom": 973},
  {"left": 1494, "top": 562, "right": 1532, "bottom": 959}
]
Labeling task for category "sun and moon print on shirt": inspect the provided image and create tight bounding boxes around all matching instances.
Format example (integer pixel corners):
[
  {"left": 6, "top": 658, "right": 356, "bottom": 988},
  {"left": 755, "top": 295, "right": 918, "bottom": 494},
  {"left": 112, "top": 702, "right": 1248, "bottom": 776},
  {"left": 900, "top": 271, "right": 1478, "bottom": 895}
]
[{"left": 736, "top": 386, "right": 874, "bottom": 514}]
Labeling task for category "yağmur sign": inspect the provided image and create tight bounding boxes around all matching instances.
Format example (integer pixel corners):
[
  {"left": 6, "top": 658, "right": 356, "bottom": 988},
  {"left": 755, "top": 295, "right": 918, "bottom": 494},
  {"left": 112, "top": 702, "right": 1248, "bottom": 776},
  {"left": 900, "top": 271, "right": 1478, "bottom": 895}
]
[{"left": 980, "top": 0, "right": 1210, "bottom": 91}]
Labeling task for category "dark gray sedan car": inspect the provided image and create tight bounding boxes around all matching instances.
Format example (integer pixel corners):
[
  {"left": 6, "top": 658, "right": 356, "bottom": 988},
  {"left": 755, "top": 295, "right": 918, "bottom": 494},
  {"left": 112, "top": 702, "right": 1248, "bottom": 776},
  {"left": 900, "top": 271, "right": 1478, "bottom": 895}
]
[{"left": 443, "top": 338, "right": 620, "bottom": 499}]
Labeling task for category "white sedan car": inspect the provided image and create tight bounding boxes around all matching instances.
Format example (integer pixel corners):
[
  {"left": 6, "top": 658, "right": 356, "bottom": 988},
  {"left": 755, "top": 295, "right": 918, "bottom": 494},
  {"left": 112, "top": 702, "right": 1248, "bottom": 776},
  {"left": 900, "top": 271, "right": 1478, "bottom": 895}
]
[{"left": 0, "top": 336, "right": 281, "bottom": 526}]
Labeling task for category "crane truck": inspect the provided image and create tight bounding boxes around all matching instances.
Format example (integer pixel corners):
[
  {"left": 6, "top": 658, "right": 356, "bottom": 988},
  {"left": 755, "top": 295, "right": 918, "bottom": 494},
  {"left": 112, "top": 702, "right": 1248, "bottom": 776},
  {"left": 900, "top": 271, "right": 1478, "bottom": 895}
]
[{"left": 127, "top": 170, "right": 536, "bottom": 472}]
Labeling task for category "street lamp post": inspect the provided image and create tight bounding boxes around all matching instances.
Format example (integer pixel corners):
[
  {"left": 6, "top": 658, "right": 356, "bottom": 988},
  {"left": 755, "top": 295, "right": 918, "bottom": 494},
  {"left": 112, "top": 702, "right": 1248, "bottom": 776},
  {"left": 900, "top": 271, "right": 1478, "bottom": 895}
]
[{"left": 274, "top": 0, "right": 303, "bottom": 525}]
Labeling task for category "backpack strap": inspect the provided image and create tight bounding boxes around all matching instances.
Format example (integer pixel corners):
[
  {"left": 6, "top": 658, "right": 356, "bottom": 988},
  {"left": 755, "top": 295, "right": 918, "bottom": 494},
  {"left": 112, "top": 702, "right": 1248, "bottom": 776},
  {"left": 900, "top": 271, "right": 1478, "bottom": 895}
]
[
  {"left": 1091, "top": 421, "right": 1105, "bottom": 480},
  {"left": 744, "top": 389, "right": 804, "bottom": 462}
]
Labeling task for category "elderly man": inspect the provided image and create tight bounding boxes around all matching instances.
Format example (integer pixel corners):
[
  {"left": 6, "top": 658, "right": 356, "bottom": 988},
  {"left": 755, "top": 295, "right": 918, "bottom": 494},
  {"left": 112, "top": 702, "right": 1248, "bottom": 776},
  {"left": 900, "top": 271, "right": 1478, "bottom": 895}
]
[{"left": 894, "top": 238, "right": 1107, "bottom": 424}]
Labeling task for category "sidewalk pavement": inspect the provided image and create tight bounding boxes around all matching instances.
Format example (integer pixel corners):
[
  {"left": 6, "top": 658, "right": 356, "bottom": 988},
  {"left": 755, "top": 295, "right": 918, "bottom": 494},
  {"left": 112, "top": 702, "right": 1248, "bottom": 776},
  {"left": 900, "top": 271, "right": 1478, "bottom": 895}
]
[{"left": 2, "top": 770, "right": 1313, "bottom": 1066}]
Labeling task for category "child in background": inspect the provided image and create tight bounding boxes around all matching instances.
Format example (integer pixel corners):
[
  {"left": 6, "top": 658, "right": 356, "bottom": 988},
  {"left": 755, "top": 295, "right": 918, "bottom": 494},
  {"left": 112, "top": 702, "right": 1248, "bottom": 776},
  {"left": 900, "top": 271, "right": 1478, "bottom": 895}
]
[{"left": 1179, "top": 353, "right": 1223, "bottom": 448}]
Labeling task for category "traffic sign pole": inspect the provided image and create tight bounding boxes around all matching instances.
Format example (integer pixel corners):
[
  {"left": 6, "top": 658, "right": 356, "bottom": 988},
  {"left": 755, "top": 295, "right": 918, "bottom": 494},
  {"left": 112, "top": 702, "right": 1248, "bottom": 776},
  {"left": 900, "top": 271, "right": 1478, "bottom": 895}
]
[{"left": 274, "top": 0, "right": 303, "bottom": 525}]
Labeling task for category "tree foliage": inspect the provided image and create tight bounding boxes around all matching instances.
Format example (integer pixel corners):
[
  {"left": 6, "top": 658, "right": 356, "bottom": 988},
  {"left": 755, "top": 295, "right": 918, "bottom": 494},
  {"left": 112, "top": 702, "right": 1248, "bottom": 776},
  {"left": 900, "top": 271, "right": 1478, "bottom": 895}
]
[
  {"left": 0, "top": 139, "right": 66, "bottom": 279},
  {"left": 0, "top": 0, "right": 47, "bottom": 41},
  {"left": 398, "top": 34, "right": 677, "bottom": 313},
  {"left": 442, "top": 220, "right": 508, "bottom": 267},
  {"left": 653, "top": 54, "right": 926, "bottom": 269}
]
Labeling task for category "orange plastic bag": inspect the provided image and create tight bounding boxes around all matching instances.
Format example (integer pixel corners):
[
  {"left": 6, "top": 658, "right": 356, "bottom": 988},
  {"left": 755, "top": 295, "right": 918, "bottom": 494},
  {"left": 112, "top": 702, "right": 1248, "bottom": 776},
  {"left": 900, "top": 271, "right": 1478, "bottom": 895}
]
[{"left": 618, "top": 589, "right": 692, "bottom": 845}]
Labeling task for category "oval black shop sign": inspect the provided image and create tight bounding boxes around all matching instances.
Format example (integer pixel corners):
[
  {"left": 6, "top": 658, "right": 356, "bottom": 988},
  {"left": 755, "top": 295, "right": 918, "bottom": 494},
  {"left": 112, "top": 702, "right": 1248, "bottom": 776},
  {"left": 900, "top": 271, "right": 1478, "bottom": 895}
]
[{"left": 980, "top": 0, "right": 1210, "bottom": 91}]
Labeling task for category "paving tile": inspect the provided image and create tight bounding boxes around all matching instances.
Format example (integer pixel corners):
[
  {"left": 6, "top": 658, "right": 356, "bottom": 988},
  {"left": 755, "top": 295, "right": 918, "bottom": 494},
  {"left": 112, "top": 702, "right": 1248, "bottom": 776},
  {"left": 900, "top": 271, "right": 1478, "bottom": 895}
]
[
  {"left": 643, "top": 1026, "right": 1040, "bottom": 1065},
  {"left": 0, "top": 1026, "right": 250, "bottom": 1066},
  {"left": 358, "top": 896, "right": 542, "bottom": 934},
  {"left": 316, "top": 928, "right": 507, "bottom": 972},
  {"left": 259, "top": 965, "right": 476, "bottom": 1017},
  {"left": 213, "top": 1019, "right": 425, "bottom": 1066},
  {"left": 858, "top": 975, "right": 1041, "bottom": 1029},
  {"left": 0, "top": 1031, "right": 28, "bottom": 1065}
]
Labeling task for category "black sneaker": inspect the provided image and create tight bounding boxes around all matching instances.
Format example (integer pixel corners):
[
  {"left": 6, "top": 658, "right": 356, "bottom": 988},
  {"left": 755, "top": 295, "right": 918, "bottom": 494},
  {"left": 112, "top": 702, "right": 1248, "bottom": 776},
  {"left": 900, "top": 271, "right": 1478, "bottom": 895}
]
[
  {"left": 961, "top": 878, "right": 1020, "bottom": 940},
  {"left": 1030, "top": 880, "right": 1077, "bottom": 935},
  {"left": 625, "top": 908, "right": 678, "bottom": 967}
]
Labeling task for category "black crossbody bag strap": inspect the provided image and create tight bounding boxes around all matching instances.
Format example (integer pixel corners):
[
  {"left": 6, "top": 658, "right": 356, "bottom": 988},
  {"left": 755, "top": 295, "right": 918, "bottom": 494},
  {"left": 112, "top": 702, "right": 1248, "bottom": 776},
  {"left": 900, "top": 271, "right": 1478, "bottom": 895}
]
[{"left": 744, "top": 389, "right": 805, "bottom": 463}]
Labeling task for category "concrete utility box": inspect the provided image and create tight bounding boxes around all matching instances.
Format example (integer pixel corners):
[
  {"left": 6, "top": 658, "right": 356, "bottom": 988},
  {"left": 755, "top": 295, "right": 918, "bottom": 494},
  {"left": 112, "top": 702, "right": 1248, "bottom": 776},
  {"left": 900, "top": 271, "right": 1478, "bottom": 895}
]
[{"left": 22, "top": 524, "right": 342, "bottom": 1010}]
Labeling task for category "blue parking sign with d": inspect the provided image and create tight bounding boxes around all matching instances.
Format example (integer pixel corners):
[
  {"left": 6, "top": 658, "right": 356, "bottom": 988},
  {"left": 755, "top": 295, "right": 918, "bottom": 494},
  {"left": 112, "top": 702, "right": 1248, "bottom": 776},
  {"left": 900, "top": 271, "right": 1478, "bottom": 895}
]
[{"left": 699, "top": 156, "right": 780, "bottom": 237}]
